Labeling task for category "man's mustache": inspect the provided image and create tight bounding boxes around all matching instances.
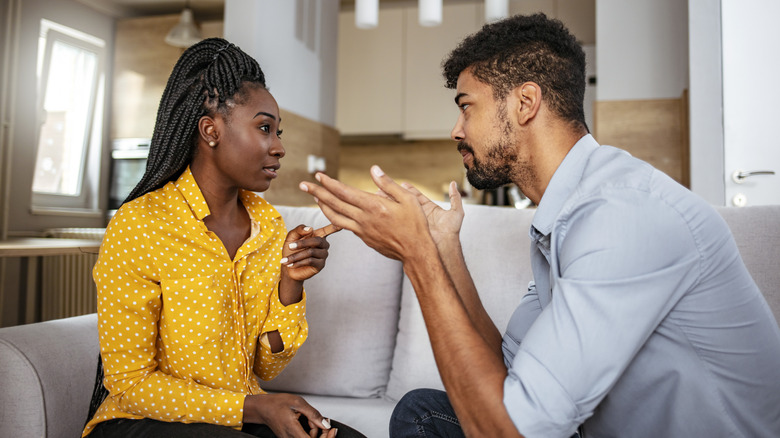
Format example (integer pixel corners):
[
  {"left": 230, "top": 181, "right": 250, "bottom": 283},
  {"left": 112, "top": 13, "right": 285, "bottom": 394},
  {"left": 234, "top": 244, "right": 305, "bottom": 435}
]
[{"left": 457, "top": 141, "right": 474, "bottom": 155}]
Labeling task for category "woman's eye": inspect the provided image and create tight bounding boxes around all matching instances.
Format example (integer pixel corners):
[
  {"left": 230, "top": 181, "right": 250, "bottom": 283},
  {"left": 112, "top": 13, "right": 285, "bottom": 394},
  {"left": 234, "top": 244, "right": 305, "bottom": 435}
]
[
  {"left": 459, "top": 103, "right": 470, "bottom": 112},
  {"left": 259, "top": 125, "right": 271, "bottom": 133},
  {"left": 276, "top": 129, "right": 283, "bottom": 138}
]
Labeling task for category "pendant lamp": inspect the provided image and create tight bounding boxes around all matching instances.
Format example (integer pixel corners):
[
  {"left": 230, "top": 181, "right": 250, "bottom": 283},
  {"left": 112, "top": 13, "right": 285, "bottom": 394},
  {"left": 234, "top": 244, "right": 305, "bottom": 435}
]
[
  {"left": 355, "top": 0, "right": 379, "bottom": 29},
  {"left": 165, "top": 1, "right": 203, "bottom": 48},
  {"left": 485, "top": 0, "right": 509, "bottom": 23},
  {"left": 419, "top": 0, "right": 442, "bottom": 27}
]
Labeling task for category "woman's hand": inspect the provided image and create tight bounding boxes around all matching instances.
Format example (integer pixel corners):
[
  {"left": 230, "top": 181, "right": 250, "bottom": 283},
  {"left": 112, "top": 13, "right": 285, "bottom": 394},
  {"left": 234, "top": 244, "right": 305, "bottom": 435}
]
[
  {"left": 281, "top": 224, "right": 340, "bottom": 283},
  {"left": 243, "top": 393, "right": 337, "bottom": 438}
]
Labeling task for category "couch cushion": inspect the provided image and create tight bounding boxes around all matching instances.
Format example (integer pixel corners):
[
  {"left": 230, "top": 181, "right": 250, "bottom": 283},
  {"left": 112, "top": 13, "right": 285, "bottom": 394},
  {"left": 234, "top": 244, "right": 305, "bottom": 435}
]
[
  {"left": 717, "top": 205, "right": 780, "bottom": 322},
  {"left": 261, "top": 206, "right": 404, "bottom": 398},
  {"left": 386, "top": 204, "right": 536, "bottom": 401},
  {"left": 0, "top": 313, "right": 99, "bottom": 438}
]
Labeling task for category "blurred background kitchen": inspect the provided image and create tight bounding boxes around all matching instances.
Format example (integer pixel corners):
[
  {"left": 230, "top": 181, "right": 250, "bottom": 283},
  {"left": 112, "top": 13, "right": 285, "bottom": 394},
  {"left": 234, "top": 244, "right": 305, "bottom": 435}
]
[{"left": 2, "top": 0, "right": 777, "bottom": 327}]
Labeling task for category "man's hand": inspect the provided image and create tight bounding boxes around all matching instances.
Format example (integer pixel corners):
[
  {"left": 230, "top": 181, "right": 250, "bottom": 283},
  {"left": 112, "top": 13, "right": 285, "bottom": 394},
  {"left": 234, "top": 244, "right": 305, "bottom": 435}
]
[
  {"left": 400, "top": 181, "right": 465, "bottom": 248},
  {"left": 299, "top": 166, "right": 434, "bottom": 263},
  {"left": 243, "top": 393, "right": 337, "bottom": 438}
]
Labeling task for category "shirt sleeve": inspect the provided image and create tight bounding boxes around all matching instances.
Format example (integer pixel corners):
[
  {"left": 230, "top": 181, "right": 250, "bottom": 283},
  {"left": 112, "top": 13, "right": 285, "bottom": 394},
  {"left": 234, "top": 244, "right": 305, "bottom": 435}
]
[
  {"left": 503, "top": 191, "right": 702, "bottom": 437},
  {"left": 256, "top": 285, "right": 309, "bottom": 381},
  {"left": 95, "top": 211, "right": 246, "bottom": 426}
]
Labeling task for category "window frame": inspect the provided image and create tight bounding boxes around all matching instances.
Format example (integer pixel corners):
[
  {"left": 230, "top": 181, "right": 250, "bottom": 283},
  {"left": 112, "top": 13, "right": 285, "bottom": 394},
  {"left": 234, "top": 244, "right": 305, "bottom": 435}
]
[{"left": 30, "top": 20, "right": 105, "bottom": 216}]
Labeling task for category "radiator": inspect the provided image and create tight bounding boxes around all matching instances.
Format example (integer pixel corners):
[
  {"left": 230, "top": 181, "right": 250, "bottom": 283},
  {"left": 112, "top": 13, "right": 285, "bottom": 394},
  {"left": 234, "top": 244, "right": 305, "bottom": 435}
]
[{"left": 40, "top": 228, "right": 103, "bottom": 320}]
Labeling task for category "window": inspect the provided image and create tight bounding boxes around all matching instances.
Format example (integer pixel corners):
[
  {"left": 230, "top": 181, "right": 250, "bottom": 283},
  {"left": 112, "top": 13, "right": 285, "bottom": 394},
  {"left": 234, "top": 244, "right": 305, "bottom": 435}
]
[{"left": 31, "top": 20, "right": 105, "bottom": 214}]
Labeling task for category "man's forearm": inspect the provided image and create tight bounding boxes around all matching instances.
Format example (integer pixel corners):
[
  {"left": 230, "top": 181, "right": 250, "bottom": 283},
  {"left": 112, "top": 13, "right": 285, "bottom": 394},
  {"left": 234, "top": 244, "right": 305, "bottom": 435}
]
[
  {"left": 404, "top": 240, "right": 522, "bottom": 438},
  {"left": 436, "top": 236, "right": 504, "bottom": 357}
]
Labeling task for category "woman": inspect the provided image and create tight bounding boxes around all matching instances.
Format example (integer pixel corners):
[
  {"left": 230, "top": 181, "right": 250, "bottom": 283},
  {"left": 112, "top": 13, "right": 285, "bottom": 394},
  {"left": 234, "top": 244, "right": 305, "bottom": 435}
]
[{"left": 83, "top": 38, "right": 361, "bottom": 438}]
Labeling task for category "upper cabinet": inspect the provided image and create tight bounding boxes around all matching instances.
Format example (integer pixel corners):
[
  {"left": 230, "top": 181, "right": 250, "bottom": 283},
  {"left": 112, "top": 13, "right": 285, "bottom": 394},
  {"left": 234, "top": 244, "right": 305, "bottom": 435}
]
[{"left": 336, "top": 3, "right": 483, "bottom": 139}]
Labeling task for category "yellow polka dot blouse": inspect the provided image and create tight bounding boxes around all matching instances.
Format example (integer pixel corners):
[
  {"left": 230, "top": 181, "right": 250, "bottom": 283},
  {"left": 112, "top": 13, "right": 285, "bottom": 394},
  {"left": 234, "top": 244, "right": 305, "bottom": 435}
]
[{"left": 82, "top": 167, "right": 308, "bottom": 436}]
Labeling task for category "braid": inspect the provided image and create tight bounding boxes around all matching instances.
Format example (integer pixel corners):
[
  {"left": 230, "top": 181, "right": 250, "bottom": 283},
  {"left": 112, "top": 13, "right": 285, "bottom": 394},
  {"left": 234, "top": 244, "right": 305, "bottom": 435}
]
[
  {"left": 124, "top": 37, "right": 266, "bottom": 203},
  {"left": 86, "top": 38, "right": 266, "bottom": 426}
]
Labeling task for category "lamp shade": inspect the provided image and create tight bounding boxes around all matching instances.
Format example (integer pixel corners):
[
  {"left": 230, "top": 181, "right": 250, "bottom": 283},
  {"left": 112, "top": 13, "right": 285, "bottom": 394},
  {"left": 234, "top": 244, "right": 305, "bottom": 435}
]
[
  {"left": 485, "top": 0, "right": 509, "bottom": 23},
  {"left": 355, "top": 0, "right": 379, "bottom": 29},
  {"left": 165, "top": 8, "right": 202, "bottom": 48},
  {"left": 419, "top": 0, "right": 442, "bottom": 27}
]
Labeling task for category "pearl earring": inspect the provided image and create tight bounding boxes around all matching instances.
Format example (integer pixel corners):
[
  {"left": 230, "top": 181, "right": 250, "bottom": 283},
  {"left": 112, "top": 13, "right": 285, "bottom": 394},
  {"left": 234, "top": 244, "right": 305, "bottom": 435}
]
[{"left": 209, "top": 141, "right": 216, "bottom": 147}]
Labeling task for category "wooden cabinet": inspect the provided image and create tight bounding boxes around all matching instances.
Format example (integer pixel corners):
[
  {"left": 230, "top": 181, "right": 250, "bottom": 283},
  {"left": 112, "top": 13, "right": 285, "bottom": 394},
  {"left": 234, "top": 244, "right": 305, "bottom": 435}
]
[{"left": 336, "top": 3, "right": 483, "bottom": 139}]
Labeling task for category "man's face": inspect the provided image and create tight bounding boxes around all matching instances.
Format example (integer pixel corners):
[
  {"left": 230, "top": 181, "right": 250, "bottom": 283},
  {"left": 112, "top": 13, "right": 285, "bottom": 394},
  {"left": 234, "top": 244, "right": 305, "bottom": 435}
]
[{"left": 450, "top": 70, "right": 524, "bottom": 190}]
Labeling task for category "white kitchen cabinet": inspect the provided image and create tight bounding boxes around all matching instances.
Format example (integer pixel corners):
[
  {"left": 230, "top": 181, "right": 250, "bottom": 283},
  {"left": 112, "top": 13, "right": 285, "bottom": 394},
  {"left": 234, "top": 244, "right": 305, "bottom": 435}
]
[
  {"left": 336, "top": 7, "right": 404, "bottom": 136},
  {"left": 336, "top": 3, "right": 483, "bottom": 139}
]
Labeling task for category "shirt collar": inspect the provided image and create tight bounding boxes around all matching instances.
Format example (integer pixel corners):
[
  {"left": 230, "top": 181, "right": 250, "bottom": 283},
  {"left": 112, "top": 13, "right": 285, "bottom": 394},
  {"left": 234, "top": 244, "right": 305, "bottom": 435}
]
[
  {"left": 175, "top": 167, "right": 211, "bottom": 221},
  {"left": 175, "top": 166, "right": 281, "bottom": 225},
  {"left": 531, "top": 134, "right": 599, "bottom": 239}
]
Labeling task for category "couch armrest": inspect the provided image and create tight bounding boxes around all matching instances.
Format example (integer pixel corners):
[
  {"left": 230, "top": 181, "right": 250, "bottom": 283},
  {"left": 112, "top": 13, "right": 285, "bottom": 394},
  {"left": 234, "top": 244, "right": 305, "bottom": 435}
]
[{"left": 0, "top": 313, "right": 98, "bottom": 438}]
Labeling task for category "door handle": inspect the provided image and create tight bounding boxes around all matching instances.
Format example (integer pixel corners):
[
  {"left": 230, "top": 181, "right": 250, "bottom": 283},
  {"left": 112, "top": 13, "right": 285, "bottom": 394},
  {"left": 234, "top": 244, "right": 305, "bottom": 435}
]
[{"left": 732, "top": 170, "right": 776, "bottom": 184}]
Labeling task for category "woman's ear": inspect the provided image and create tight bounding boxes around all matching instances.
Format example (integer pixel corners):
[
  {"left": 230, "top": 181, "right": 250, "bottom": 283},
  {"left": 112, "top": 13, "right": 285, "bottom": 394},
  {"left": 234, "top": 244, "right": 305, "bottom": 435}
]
[
  {"left": 198, "top": 115, "right": 219, "bottom": 147},
  {"left": 513, "top": 82, "right": 542, "bottom": 126}
]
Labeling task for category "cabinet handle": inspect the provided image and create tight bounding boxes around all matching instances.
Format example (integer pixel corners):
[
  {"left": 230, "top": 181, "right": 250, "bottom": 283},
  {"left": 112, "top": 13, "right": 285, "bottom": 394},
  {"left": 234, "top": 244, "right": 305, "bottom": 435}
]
[{"left": 732, "top": 170, "right": 776, "bottom": 184}]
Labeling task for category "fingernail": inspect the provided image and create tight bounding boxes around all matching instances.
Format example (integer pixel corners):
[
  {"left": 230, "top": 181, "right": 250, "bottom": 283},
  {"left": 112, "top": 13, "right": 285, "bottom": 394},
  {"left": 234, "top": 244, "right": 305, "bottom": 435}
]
[
  {"left": 299, "top": 182, "right": 308, "bottom": 192},
  {"left": 280, "top": 257, "right": 288, "bottom": 264},
  {"left": 304, "top": 226, "right": 312, "bottom": 232},
  {"left": 313, "top": 197, "right": 319, "bottom": 203},
  {"left": 287, "top": 263, "right": 294, "bottom": 268},
  {"left": 322, "top": 419, "right": 331, "bottom": 429},
  {"left": 371, "top": 165, "right": 384, "bottom": 177},
  {"left": 289, "top": 242, "right": 298, "bottom": 249},
  {"left": 315, "top": 173, "right": 322, "bottom": 182}
]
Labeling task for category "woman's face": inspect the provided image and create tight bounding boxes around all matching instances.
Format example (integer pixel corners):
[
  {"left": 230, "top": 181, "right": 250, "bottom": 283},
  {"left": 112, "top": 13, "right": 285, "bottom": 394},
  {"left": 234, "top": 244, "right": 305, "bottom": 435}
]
[{"left": 210, "top": 85, "right": 285, "bottom": 193}]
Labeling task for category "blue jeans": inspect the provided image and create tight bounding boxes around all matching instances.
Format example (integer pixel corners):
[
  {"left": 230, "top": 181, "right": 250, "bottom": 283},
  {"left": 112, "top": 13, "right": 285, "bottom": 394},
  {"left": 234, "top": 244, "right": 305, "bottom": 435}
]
[
  {"left": 390, "top": 388, "right": 582, "bottom": 438},
  {"left": 389, "top": 388, "right": 465, "bottom": 438}
]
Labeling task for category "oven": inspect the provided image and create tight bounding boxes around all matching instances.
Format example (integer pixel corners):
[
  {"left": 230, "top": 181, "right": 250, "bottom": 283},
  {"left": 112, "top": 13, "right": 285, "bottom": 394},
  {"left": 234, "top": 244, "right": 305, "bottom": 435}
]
[{"left": 108, "top": 138, "right": 150, "bottom": 213}]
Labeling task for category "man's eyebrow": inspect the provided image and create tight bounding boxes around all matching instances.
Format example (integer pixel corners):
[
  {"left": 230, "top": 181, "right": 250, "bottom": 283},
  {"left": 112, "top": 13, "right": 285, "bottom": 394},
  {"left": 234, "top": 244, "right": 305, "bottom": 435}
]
[
  {"left": 254, "top": 111, "right": 277, "bottom": 120},
  {"left": 454, "top": 93, "right": 467, "bottom": 106}
]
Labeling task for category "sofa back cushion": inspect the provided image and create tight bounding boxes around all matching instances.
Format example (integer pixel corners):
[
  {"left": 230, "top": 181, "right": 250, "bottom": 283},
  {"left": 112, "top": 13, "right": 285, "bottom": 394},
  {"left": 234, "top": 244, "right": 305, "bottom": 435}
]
[
  {"left": 386, "top": 204, "right": 536, "bottom": 400},
  {"left": 260, "top": 206, "right": 404, "bottom": 398},
  {"left": 717, "top": 205, "right": 780, "bottom": 321}
]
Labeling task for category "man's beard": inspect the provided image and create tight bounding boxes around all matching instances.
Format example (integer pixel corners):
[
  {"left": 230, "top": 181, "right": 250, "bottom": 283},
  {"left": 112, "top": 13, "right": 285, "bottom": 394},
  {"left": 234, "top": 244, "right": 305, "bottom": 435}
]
[{"left": 458, "top": 140, "right": 517, "bottom": 190}]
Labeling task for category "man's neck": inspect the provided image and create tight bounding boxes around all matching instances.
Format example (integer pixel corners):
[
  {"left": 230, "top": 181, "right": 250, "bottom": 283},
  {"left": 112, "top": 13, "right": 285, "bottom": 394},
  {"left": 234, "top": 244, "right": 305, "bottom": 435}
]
[{"left": 516, "top": 124, "right": 588, "bottom": 205}]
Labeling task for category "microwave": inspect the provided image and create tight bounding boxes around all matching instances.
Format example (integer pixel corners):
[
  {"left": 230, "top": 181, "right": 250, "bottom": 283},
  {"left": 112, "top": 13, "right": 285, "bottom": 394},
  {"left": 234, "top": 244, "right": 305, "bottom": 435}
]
[{"left": 108, "top": 138, "right": 150, "bottom": 211}]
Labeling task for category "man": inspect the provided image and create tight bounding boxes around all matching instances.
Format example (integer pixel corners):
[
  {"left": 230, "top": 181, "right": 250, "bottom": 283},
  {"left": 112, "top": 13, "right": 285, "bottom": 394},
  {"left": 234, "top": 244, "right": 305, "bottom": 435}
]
[{"left": 300, "top": 13, "right": 780, "bottom": 438}]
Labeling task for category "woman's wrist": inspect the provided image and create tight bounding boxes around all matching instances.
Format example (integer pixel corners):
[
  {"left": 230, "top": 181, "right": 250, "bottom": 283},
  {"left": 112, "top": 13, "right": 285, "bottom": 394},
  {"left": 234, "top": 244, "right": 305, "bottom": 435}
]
[{"left": 278, "top": 272, "right": 304, "bottom": 306}]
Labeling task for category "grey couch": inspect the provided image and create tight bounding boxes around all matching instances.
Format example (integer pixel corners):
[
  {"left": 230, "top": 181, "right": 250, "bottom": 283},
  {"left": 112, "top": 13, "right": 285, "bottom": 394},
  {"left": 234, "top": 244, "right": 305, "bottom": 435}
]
[{"left": 1, "top": 204, "right": 778, "bottom": 438}]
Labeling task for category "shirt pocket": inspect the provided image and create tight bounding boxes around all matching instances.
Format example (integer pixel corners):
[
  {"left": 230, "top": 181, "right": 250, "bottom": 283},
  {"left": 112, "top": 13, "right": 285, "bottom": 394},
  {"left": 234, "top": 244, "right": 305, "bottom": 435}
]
[{"left": 160, "top": 275, "right": 227, "bottom": 346}]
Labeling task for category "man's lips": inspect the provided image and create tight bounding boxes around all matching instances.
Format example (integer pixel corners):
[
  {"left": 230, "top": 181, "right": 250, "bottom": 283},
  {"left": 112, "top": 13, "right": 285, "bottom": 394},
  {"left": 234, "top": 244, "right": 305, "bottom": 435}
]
[{"left": 458, "top": 145, "right": 474, "bottom": 165}]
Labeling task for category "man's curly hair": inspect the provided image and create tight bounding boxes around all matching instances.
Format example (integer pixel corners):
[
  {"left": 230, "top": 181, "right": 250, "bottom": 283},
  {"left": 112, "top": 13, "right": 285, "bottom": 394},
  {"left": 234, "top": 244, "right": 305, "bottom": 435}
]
[{"left": 443, "top": 13, "right": 587, "bottom": 130}]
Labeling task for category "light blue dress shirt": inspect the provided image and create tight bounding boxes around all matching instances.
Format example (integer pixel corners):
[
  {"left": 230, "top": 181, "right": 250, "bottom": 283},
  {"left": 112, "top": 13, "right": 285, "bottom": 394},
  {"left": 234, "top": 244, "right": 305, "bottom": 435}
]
[{"left": 502, "top": 134, "right": 780, "bottom": 438}]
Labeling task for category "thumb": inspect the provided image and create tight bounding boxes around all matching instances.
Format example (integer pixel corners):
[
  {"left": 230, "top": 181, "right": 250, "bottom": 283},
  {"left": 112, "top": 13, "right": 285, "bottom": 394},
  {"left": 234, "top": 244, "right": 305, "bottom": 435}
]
[{"left": 449, "top": 181, "right": 463, "bottom": 214}]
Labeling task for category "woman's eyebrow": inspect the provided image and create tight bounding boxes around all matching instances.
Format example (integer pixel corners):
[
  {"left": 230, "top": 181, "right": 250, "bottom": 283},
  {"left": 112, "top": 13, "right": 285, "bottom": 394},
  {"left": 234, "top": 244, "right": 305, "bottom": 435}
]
[{"left": 253, "top": 111, "right": 277, "bottom": 120}]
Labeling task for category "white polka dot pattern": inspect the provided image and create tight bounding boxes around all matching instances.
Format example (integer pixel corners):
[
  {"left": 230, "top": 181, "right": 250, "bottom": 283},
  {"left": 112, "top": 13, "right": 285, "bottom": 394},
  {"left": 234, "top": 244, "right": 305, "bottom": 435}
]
[{"left": 82, "top": 168, "right": 308, "bottom": 437}]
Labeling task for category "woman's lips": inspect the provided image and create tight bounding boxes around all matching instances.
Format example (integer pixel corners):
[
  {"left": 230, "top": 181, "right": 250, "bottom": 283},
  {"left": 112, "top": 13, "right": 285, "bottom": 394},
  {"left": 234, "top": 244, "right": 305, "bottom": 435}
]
[{"left": 263, "top": 165, "right": 280, "bottom": 178}]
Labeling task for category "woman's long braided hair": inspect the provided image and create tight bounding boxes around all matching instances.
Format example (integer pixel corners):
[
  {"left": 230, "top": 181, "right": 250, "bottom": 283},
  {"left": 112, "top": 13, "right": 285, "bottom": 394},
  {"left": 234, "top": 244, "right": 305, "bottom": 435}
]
[{"left": 85, "top": 37, "right": 267, "bottom": 425}]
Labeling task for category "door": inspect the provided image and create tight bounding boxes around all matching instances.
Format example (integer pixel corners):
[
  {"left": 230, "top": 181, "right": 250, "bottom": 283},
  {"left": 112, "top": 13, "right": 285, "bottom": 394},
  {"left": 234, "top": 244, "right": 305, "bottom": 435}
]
[{"left": 721, "top": 0, "right": 779, "bottom": 206}]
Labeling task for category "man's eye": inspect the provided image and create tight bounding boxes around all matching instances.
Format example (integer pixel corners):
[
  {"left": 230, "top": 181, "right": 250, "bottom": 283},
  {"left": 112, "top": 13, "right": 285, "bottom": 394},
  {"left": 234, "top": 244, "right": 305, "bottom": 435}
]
[{"left": 459, "top": 103, "right": 470, "bottom": 111}]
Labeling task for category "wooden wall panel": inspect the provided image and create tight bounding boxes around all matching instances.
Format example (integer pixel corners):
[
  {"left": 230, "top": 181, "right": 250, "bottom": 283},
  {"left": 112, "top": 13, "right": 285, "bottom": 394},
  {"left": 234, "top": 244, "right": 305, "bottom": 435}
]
[
  {"left": 594, "top": 92, "right": 690, "bottom": 187},
  {"left": 339, "top": 139, "right": 468, "bottom": 204}
]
